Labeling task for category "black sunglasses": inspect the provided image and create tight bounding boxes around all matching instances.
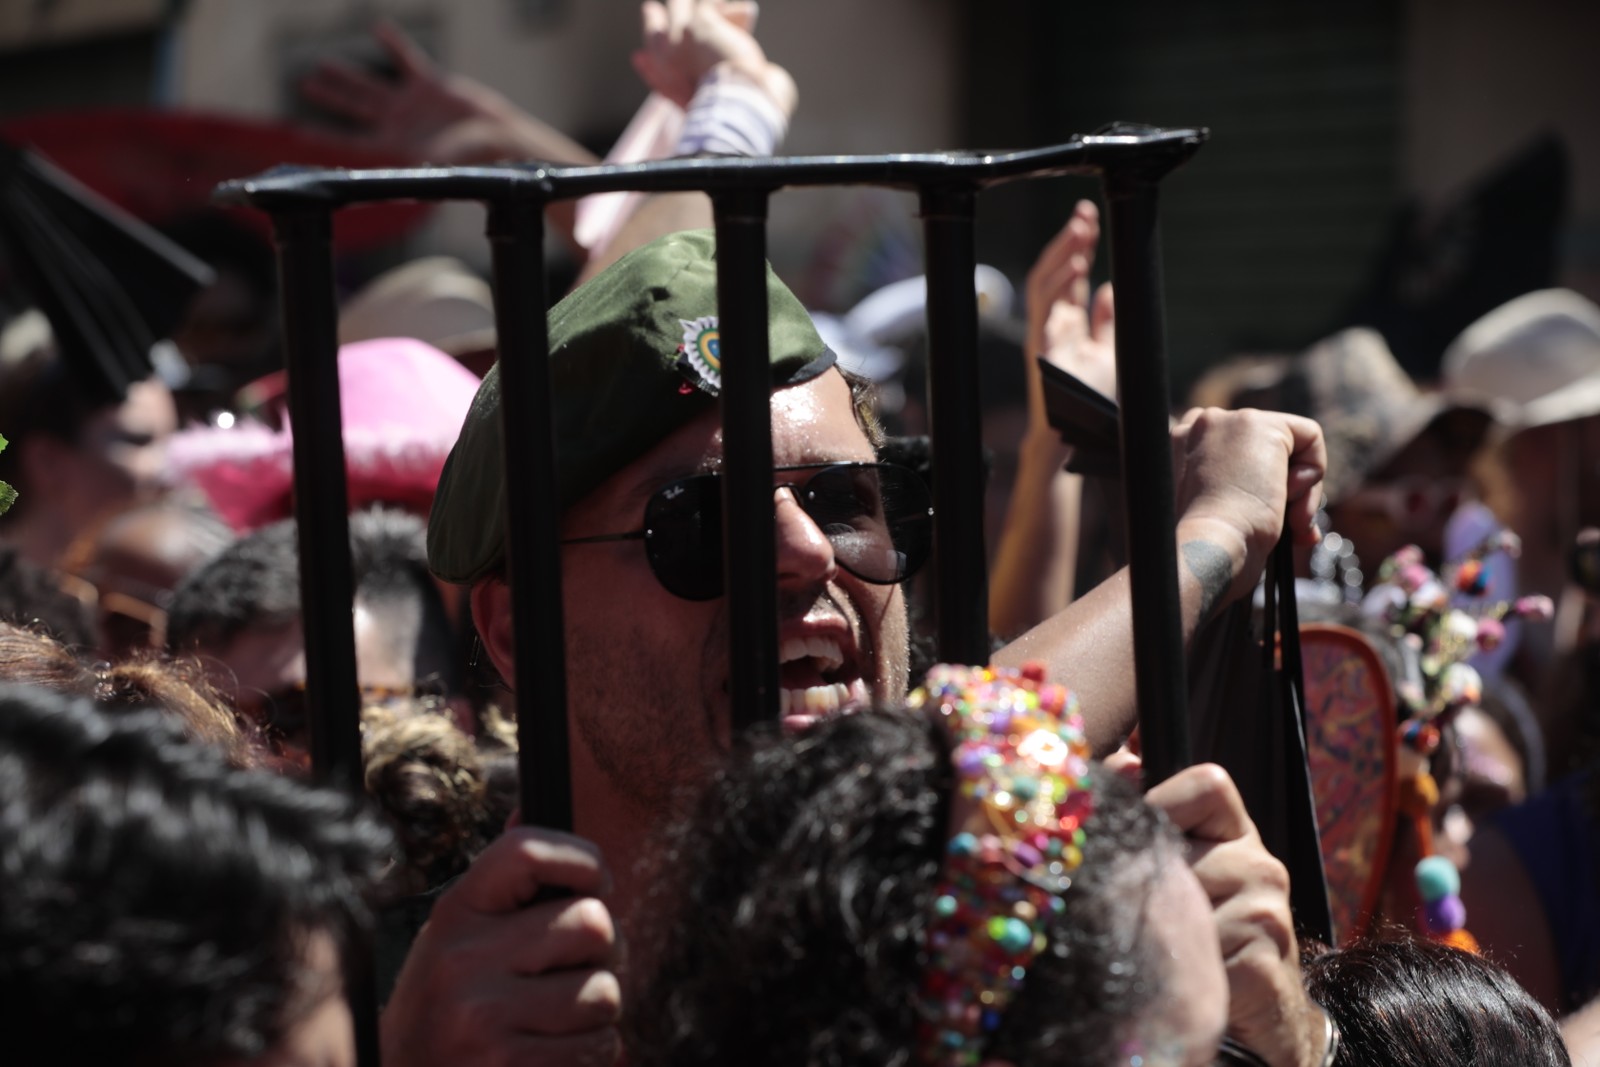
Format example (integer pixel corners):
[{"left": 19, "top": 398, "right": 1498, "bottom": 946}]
[{"left": 564, "top": 462, "right": 934, "bottom": 601}]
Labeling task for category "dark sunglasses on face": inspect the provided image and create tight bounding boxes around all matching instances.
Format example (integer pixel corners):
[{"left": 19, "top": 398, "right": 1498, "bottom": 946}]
[{"left": 564, "top": 461, "right": 935, "bottom": 601}]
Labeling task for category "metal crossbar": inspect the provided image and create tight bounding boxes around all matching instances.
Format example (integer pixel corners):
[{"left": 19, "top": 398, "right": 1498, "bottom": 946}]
[{"left": 217, "top": 125, "right": 1205, "bottom": 1065}]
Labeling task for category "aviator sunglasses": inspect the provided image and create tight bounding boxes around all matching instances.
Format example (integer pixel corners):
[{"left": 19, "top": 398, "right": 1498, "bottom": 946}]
[{"left": 564, "top": 461, "right": 934, "bottom": 601}]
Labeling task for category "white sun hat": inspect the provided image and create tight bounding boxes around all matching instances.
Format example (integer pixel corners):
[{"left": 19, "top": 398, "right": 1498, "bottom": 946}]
[{"left": 1442, "top": 289, "right": 1600, "bottom": 430}]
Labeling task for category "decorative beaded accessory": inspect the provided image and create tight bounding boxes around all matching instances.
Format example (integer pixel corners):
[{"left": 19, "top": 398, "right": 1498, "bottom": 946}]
[
  {"left": 909, "top": 662, "right": 1095, "bottom": 1066},
  {"left": 1362, "top": 534, "right": 1552, "bottom": 947}
]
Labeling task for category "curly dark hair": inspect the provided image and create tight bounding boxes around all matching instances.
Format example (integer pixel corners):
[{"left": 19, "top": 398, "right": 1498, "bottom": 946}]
[
  {"left": 628, "top": 708, "right": 1176, "bottom": 1067},
  {"left": 0, "top": 684, "right": 393, "bottom": 1066},
  {"left": 1304, "top": 934, "right": 1571, "bottom": 1067}
]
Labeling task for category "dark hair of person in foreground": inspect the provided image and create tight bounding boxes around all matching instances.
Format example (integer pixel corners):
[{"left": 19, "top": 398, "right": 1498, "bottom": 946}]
[
  {"left": 0, "top": 684, "right": 392, "bottom": 1066},
  {"left": 629, "top": 708, "right": 1177, "bottom": 1067},
  {"left": 1303, "top": 934, "right": 1571, "bottom": 1067}
]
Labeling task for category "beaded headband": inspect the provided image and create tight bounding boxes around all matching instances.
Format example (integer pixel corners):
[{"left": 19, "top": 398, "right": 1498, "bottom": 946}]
[
  {"left": 909, "top": 662, "right": 1095, "bottom": 1066},
  {"left": 1362, "top": 534, "right": 1551, "bottom": 947}
]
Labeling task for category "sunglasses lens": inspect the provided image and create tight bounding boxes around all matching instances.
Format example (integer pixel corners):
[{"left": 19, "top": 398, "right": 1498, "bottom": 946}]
[
  {"left": 802, "top": 464, "right": 932, "bottom": 584},
  {"left": 643, "top": 475, "right": 725, "bottom": 601},
  {"left": 640, "top": 464, "right": 933, "bottom": 601}
]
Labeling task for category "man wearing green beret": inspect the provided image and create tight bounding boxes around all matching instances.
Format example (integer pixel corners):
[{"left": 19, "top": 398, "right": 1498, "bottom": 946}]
[{"left": 384, "top": 228, "right": 1330, "bottom": 1065}]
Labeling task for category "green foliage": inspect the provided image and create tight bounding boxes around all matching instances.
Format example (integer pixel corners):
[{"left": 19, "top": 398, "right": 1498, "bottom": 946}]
[{"left": 0, "top": 434, "right": 15, "bottom": 516}]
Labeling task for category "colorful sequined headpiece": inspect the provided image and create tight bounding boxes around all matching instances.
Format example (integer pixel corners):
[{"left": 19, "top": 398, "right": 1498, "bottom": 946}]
[
  {"left": 1362, "top": 534, "right": 1552, "bottom": 948},
  {"left": 909, "top": 662, "right": 1095, "bottom": 1065}
]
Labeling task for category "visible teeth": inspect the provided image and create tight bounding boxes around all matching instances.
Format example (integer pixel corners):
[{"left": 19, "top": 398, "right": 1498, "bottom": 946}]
[
  {"left": 782, "top": 683, "right": 850, "bottom": 718},
  {"left": 779, "top": 635, "right": 846, "bottom": 672}
]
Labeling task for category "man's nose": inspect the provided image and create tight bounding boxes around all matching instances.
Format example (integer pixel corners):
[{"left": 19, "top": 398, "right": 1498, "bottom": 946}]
[{"left": 773, "top": 486, "right": 837, "bottom": 587}]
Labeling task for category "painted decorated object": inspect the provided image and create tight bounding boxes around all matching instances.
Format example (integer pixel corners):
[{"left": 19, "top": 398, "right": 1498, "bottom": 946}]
[{"left": 1301, "top": 623, "right": 1397, "bottom": 946}]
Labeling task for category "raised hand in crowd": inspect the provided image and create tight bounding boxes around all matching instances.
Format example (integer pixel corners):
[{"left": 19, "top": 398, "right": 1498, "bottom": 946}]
[
  {"left": 990, "top": 198, "right": 1117, "bottom": 638},
  {"left": 1147, "top": 763, "right": 1334, "bottom": 1067},
  {"left": 631, "top": 0, "right": 796, "bottom": 117},
  {"left": 299, "top": 20, "right": 598, "bottom": 167},
  {"left": 381, "top": 827, "right": 622, "bottom": 1067}
]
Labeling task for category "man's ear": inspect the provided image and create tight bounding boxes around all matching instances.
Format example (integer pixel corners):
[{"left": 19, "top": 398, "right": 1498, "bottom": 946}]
[{"left": 469, "top": 577, "right": 515, "bottom": 691}]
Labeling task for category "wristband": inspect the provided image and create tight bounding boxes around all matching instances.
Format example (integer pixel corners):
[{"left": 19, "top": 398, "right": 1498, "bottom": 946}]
[
  {"left": 674, "top": 66, "right": 789, "bottom": 158},
  {"left": 1214, "top": 1004, "right": 1339, "bottom": 1067}
]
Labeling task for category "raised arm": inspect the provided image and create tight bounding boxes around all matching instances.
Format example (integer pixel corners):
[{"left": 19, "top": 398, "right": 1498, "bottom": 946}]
[
  {"left": 988, "top": 199, "right": 1117, "bottom": 639},
  {"left": 993, "top": 407, "right": 1326, "bottom": 754}
]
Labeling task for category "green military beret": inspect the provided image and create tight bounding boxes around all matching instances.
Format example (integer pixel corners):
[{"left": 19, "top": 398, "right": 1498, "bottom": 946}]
[{"left": 427, "top": 228, "right": 836, "bottom": 584}]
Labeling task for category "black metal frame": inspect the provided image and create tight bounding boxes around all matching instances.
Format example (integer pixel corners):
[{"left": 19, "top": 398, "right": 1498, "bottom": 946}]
[{"left": 217, "top": 126, "right": 1206, "bottom": 1064}]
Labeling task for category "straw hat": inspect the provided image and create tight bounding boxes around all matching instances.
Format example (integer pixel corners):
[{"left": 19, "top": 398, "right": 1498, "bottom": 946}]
[
  {"left": 339, "top": 257, "right": 497, "bottom": 360},
  {"left": 1442, "top": 289, "right": 1600, "bottom": 431},
  {"left": 1248, "top": 328, "right": 1494, "bottom": 505}
]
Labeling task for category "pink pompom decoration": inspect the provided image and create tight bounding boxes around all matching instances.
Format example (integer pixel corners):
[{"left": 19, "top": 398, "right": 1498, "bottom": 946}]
[
  {"left": 1476, "top": 617, "right": 1506, "bottom": 652},
  {"left": 1397, "top": 563, "right": 1431, "bottom": 593},
  {"left": 1514, "top": 595, "right": 1555, "bottom": 622}
]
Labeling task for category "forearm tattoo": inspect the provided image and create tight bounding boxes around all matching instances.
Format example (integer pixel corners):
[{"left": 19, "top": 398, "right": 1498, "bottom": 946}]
[{"left": 1181, "top": 539, "right": 1234, "bottom": 622}]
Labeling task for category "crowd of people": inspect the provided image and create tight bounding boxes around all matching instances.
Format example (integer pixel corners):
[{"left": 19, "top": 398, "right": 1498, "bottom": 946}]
[{"left": 1, "top": 2, "right": 1597, "bottom": 1064}]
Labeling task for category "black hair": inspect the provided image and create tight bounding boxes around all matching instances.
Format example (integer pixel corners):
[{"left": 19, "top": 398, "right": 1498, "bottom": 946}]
[
  {"left": 0, "top": 683, "right": 392, "bottom": 1066},
  {"left": 166, "top": 506, "right": 458, "bottom": 689},
  {"left": 629, "top": 709, "right": 1174, "bottom": 1067},
  {"left": 0, "top": 543, "right": 95, "bottom": 647},
  {"left": 1304, "top": 935, "right": 1571, "bottom": 1067}
]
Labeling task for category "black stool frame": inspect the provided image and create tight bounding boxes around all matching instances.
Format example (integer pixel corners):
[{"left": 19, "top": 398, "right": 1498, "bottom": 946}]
[{"left": 218, "top": 125, "right": 1206, "bottom": 1064}]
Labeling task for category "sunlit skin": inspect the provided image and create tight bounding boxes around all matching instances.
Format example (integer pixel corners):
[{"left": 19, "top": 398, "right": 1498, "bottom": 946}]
[
  {"left": 245, "top": 931, "right": 356, "bottom": 1067},
  {"left": 473, "top": 368, "right": 908, "bottom": 919},
  {"left": 11, "top": 377, "right": 177, "bottom": 568}
]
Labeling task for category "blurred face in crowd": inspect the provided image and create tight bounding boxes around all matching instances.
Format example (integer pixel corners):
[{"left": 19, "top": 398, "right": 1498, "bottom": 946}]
[
  {"left": 22, "top": 376, "right": 177, "bottom": 536},
  {"left": 475, "top": 368, "right": 909, "bottom": 895},
  {"left": 1327, "top": 412, "right": 1485, "bottom": 567},
  {"left": 208, "top": 602, "right": 423, "bottom": 763}
]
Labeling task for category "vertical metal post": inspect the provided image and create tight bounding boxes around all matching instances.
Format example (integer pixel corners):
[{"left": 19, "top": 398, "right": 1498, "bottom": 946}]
[
  {"left": 269, "top": 207, "right": 377, "bottom": 1067},
  {"left": 486, "top": 196, "right": 572, "bottom": 832},
  {"left": 920, "top": 186, "right": 990, "bottom": 666},
  {"left": 713, "top": 189, "right": 780, "bottom": 730},
  {"left": 1103, "top": 174, "right": 1192, "bottom": 786}
]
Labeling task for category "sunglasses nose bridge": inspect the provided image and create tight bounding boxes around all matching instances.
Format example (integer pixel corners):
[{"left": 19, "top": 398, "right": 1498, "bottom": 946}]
[{"left": 772, "top": 483, "right": 839, "bottom": 585}]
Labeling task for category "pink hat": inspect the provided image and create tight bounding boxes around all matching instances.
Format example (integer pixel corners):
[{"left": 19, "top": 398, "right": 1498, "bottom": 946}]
[{"left": 169, "top": 338, "right": 481, "bottom": 531}]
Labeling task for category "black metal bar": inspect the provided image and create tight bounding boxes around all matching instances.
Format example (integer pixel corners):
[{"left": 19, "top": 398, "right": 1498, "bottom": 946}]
[
  {"left": 1275, "top": 537, "right": 1334, "bottom": 943},
  {"left": 713, "top": 188, "right": 780, "bottom": 730},
  {"left": 213, "top": 130, "right": 1206, "bottom": 211},
  {"left": 1103, "top": 176, "right": 1191, "bottom": 787},
  {"left": 921, "top": 185, "right": 990, "bottom": 666},
  {"left": 486, "top": 196, "right": 573, "bottom": 831},
  {"left": 268, "top": 207, "right": 378, "bottom": 1067}
]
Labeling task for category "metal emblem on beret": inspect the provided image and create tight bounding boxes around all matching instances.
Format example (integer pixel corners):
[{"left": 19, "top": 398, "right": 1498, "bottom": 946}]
[{"left": 675, "top": 315, "right": 722, "bottom": 395}]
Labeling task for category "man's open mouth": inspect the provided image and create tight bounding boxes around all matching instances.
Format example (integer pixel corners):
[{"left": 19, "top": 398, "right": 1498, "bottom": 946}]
[{"left": 777, "top": 634, "right": 868, "bottom": 729}]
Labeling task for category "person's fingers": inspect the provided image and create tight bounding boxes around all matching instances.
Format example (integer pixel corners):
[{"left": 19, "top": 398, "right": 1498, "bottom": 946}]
[
  {"left": 1172, "top": 406, "right": 1205, "bottom": 434},
  {"left": 721, "top": 0, "right": 760, "bottom": 33},
  {"left": 1101, "top": 747, "right": 1142, "bottom": 785},
  {"left": 640, "top": 0, "right": 669, "bottom": 44},
  {"left": 506, "top": 895, "right": 618, "bottom": 975},
  {"left": 1144, "top": 762, "right": 1257, "bottom": 843},
  {"left": 1043, "top": 300, "right": 1087, "bottom": 355},
  {"left": 1091, "top": 281, "right": 1115, "bottom": 349},
  {"left": 666, "top": 0, "right": 695, "bottom": 40},
  {"left": 514, "top": 969, "right": 624, "bottom": 1035},
  {"left": 1025, "top": 216, "right": 1079, "bottom": 305},
  {"left": 497, "top": 1028, "right": 624, "bottom": 1067},
  {"left": 440, "top": 828, "right": 611, "bottom": 916},
  {"left": 300, "top": 61, "right": 390, "bottom": 123},
  {"left": 373, "top": 19, "right": 435, "bottom": 78}
]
